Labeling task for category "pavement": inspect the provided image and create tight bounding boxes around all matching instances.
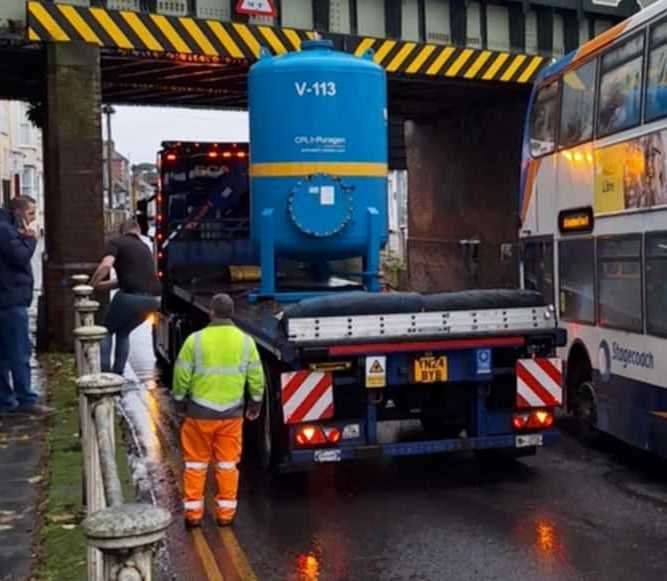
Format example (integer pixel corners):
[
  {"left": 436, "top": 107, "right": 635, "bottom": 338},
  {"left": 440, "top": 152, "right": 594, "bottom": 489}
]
[
  {"left": 0, "top": 240, "right": 47, "bottom": 581},
  {"left": 0, "top": 366, "right": 47, "bottom": 581},
  {"left": 118, "top": 328, "right": 667, "bottom": 581}
]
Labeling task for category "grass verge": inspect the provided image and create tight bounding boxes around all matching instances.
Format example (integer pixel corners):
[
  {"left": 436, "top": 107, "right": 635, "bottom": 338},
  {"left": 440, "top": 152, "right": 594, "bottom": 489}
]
[{"left": 35, "top": 354, "right": 134, "bottom": 581}]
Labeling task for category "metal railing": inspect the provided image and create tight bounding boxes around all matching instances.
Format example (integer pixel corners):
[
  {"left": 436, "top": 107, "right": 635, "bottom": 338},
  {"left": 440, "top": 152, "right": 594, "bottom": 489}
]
[{"left": 71, "top": 276, "right": 171, "bottom": 581}]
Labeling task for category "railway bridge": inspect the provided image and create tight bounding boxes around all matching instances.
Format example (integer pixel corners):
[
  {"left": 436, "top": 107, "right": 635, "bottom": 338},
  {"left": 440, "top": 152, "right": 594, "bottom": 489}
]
[{"left": 0, "top": 0, "right": 638, "bottom": 347}]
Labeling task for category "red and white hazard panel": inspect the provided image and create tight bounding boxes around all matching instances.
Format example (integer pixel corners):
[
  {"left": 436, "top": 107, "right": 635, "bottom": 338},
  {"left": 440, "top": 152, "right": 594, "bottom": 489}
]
[
  {"left": 516, "top": 358, "right": 563, "bottom": 408},
  {"left": 281, "top": 371, "right": 334, "bottom": 424}
]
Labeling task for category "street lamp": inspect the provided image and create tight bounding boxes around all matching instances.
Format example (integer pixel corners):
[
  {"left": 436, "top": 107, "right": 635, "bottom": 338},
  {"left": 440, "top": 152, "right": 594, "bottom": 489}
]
[{"left": 102, "top": 105, "right": 115, "bottom": 209}]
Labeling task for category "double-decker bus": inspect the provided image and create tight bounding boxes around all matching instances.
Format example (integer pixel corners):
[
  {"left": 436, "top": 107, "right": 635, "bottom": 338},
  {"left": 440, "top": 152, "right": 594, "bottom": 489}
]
[{"left": 520, "top": 0, "right": 667, "bottom": 458}]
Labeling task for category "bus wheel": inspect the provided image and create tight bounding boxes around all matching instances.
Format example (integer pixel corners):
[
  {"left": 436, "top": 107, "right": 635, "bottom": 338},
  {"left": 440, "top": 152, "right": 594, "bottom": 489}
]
[{"left": 573, "top": 381, "right": 598, "bottom": 438}]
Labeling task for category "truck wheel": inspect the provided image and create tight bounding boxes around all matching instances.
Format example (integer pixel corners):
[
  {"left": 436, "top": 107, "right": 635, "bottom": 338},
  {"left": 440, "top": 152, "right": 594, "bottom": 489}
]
[
  {"left": 258, "top": 376, "right": 281, "bottom": 473},
  {"left": 260, "top": 392, "right": 274, "bottom": 470},
  {"left": 152, "top": 323, "right": 168, "bottom": 368}
]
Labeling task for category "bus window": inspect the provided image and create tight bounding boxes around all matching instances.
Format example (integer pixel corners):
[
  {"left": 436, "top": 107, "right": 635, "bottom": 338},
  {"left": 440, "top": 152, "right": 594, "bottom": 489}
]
[
  {"left": 523, "top": 238, "right": 554, "bottom": 303},
  {"left": 558, "top": 238, "right": 595, "bottom": 324},
  {"left": 560, "top": 60, "right": 596, "bottom": 148},
  {"left": 646, "top": 20, "right": 667, "bottom": 122},
  {"left": 646, "top": 232, "right": 667, "bottom": 337},
  {"left": 597, "top": 236, "right": 642, "bottom": 332},
  {"left": 530, "top": 81, "right": 558, "bottom": 157},
  {"left": 598, "top": 34, "right": 644, "bottom": 137}
]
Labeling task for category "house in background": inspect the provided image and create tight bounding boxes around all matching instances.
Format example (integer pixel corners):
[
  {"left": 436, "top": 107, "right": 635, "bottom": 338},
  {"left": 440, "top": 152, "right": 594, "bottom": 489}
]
[
  {"left": 103, "top": 140, "right": 132, "bottom": 211},
  {"left": 0, "top": 100, "right": 44, "bottom": 226}
]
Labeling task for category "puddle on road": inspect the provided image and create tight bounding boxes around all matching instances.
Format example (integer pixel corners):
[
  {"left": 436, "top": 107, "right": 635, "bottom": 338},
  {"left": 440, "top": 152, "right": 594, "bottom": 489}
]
[{"left": 295, "top": 552, "right": 321, "bottom": 580}]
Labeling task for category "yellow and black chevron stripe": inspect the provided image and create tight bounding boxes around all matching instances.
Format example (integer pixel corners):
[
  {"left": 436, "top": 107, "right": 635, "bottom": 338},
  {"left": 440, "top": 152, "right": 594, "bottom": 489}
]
[
  {"left": 27, "top": 1, "right": 545, "bottom": 83},
  {"left": 352, "top": 38, "right": 545, "bottom": 84},
  {"left": 27, "top": 1, "right": 314, "bottom": 61}
]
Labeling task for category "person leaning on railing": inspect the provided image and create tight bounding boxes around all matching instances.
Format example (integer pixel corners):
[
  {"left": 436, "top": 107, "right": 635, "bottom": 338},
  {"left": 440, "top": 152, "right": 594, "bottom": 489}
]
[{"left": 90, "top": 218, "right": 161, "bottom": 375}]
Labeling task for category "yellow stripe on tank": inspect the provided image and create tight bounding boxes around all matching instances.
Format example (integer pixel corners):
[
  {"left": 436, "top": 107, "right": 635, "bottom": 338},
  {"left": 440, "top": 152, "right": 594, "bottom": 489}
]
[{"left": 250, "top": 162, "right": 388, "bottom": 178}]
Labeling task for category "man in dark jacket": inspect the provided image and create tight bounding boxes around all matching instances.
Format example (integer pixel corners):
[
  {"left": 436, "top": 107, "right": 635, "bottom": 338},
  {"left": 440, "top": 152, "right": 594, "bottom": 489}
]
[{"left": 0, "top": 196, "right": 53, "bottom": 415}]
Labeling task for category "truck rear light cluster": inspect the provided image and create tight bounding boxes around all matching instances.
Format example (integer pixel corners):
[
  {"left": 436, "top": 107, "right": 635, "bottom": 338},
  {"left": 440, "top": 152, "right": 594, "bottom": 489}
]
[
  {"left": 164, "top": 150, "right": 247, "bottom": 161},
  {"left": 513, "top": 409, "right": 554, "bottom": 430},
  {"left": 295, "top": 425, "right": 341, "bottom": 447}
]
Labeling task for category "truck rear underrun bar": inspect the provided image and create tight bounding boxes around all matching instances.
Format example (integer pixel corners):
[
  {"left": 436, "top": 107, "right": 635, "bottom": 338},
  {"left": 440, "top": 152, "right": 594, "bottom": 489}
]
[{"left": 285, "top": 431, "right": 560, "bottom": 470}]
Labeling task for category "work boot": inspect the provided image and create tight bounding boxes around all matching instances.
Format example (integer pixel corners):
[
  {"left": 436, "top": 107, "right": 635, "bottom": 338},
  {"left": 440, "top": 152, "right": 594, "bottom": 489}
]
[
  {"left": 185, "top": 518, "right": 202, "bottom": 529},
  {"left": 216, "top": 517, "right": 234, "bottom": 527},
  {"left": 15, "top": 403, "right": 55, "bottom": 417}
]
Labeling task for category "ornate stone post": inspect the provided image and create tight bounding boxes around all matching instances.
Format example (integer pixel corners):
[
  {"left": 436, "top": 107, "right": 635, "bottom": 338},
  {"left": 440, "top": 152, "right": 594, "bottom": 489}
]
[
  {"left": 74, "top": 325, "right": 107, "bottom": 376},
  {"left": 82, "top": 504, "right": 171, "bottom": 581},
  {"left": 77, "top": 372, "right": 126, "bottom": 580}
]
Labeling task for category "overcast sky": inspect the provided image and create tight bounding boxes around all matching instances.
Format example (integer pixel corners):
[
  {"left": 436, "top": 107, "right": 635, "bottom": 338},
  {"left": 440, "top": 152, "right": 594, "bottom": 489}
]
[{"left": 107, "top": 106, "right": 249, "bottom": 165}]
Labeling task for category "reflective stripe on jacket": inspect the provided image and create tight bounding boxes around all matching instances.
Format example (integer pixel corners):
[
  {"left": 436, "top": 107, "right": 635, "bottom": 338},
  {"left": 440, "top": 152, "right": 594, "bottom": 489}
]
[{"left": 172, "top": 322, "right": 265, "bottom": 414}]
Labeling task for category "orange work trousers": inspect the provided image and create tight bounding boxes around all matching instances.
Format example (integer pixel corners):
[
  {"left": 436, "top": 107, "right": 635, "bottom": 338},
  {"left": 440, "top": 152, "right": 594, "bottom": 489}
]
[{"left": 181, "top": 417, "right": 243, "bottom": 523}]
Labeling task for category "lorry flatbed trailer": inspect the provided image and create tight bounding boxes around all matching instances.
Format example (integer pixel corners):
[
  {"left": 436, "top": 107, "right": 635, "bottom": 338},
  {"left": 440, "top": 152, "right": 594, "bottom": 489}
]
[
  {"left": 153, "top": 140, "right": 566, "bottom": 472},
  {"left": 168, "top": 280, "right": 564, "bottom": 359},
  {"left": 158, "top": 279, "right": 565, "bottom": 471}
]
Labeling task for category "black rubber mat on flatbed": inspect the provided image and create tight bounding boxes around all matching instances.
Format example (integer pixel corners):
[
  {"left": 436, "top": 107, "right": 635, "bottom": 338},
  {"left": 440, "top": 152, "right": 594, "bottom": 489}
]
[{"left": 283, "top": 289, "right": 545, "bottom": 320}]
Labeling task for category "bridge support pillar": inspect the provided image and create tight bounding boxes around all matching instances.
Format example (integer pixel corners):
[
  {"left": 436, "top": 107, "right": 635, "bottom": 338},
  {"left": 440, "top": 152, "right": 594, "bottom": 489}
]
[{"left": 43, "top": 42, "right": 104, "bottom": 351}]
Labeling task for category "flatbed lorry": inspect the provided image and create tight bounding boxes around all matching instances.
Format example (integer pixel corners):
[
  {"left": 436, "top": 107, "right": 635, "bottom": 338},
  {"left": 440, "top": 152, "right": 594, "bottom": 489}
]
[{"left": 153, "top": 141, "right": 566, "bottom": 472}]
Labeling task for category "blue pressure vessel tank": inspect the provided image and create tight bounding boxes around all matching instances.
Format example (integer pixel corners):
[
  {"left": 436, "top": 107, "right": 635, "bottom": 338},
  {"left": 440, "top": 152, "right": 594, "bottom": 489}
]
[{"left": 248, "top": 39, "right": 388, "bottom": 298}]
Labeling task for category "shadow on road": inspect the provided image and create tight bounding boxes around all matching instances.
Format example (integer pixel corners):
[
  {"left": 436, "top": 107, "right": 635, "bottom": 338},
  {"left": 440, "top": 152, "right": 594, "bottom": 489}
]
[
  {"left": 557, "top": 417, "right": 667, "bottom": 507},
  {"left": 242, "top": 444, "right": 542, "bottom": 502}
]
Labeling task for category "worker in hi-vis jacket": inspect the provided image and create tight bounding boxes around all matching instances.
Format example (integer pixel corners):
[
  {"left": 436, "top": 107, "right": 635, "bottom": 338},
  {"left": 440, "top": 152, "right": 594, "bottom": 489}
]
[{"left": 173, "top": 293, "right": 265, "bottom": 527}]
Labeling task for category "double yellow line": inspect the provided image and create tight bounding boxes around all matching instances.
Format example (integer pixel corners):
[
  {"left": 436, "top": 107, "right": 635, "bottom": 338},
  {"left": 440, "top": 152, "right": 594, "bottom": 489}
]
[{"left": 145, "top": 391, "right": 257, "bottom": 581}]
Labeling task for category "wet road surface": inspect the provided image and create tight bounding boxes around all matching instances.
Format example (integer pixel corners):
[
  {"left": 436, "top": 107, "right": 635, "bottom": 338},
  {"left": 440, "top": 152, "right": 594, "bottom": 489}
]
[{"left": 123, "top": 324, "right": 667, "bottom": 581}]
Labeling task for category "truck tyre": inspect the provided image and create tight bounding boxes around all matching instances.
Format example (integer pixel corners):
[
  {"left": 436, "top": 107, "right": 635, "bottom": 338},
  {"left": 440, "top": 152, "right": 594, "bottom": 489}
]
[
  {"left": 152, "top": 323, "right": 169, "bottom": 369},
  {"left": 259, "top": 389, "right": 275, "bottom": 471},
  {"left": 257, "top": 368, "right": 282, "bottom": 473}
]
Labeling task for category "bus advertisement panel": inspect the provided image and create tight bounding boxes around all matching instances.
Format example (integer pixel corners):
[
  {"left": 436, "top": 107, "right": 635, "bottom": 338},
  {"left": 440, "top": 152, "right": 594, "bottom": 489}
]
[{"left": 595, "top": 129, "right": 667, "bottom": 212}]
